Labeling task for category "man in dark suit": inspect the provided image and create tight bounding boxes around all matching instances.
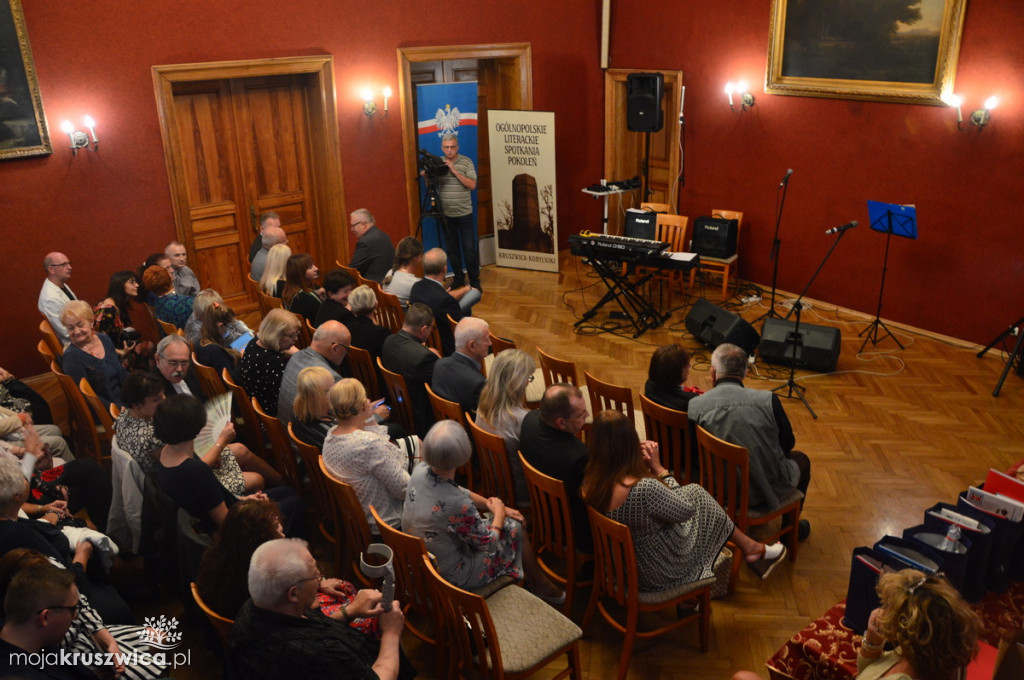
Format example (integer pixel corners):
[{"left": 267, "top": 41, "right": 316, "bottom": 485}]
[
  {"left": 431, "top": 317, "right": 490, "bottom": 416},
  {"left": 409, "top": 248, "right": 465, "bottom": 356},
  {"left": 519, "top": 383, "right": 593, "bottom": 552},
  {"left": 348, "top": 209, "right": 395, "bottom": 283},
  {"left": 380, "top": 303, "right": 440, "bottom": 437},
  {"left": 154, "top": 334, "right": 206, "bottom": 401}
]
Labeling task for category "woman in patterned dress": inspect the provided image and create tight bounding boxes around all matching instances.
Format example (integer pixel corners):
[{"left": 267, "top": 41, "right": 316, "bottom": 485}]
[
  {"left": 142, "top": 265, "right": 193, "bottom": 330},
  {"left": 239, "top": 308, "right": 300, "bottom": 417},
  {"left": 92, "top": 270, "right": 154, "bottom": 371},
  {"left": 401, "top": 420, "right": 564, "bottom": 601},
  {"left": 581, "top": 410, "right": 787, "bottom": 590}
]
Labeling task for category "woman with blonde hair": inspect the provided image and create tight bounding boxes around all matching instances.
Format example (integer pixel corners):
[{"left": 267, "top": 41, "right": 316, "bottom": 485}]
[
  {"left": 184, "top": 288, "right": 252, "bottom": 348},
  {"left": 346, "top": 285, "right": 390, "bottom": 361},
  {"left": 322, "top": 378, "right": 409, "bottom": 531},
  {"left": 291, "top": 366, "right": 336, "bottom": 448},
  {"left": 239, "top": 308, "right": 301, "bottom": 415},
  {"left": 476, "top": 349, "right": 536, "bottom": 500},
  {"left": 259, "top": 242, "right": 291, "bottom": 297},
  {"left": 60, "top": 300, "right": 128, "bottom": 408}
]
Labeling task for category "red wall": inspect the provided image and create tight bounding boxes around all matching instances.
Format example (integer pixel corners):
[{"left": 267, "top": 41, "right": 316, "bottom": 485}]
[
  {"left": 3, "top": 1, "right": 1020, "bottom": 376},
  {"left": 2, "top": 0, "right": 607, "bottom": 373},
  {"left": 610, "top": 1, "right": 1024, "bottom": 347}
]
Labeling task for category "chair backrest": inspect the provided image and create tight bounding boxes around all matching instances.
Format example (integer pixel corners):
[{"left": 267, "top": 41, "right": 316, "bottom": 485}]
[
  {"left": 584, "top": 371, "right": 635, "bottom": 424},
  {"left": 655, "top": 213, "right": 689, "bottom": 252},
  {"left": 425, "top": 382, "right": 465, "bottom": 425},
  {"left": 333, "top": 262, "right": 362, "bottom": 283},
  {"left": 586, "top": 505, "right": 640, "bottom": 609},
  {"left": 157, "top": 317, "right": 180, "bottom": 337},
  {"left": 298, "top": 316, "right": 314, "bottom": 350},
  {"left": 49, "top": 361, "right": 102, "bottom": 464},
  {"left": 191, "top": 352, "right": 226, "bottom": 400},
  {"left": 78, "top": 378, "right": 114, "bottom": 445},
  {"left": 245, "top": 275, "right": 268, "bottom": 317},
  {"left": 109, "top": 403, "right": 121, "bottom": 421},
  {"left": 36, "top": 339, "right": 55, "bottom": 369},
  {"left": 250, "top": 397, "right": 303, "bottom": 491},
  {"left": 348, "top": 345, "right": 382, "bottom": 400},
  {"left": 710, "top": 208, "right": 744, "bottom": 254},
  {"left": 319, "top": 457, "right": 372, "bottom": 579},
  {"left": 426, "top": 323, "right": 444, "bottom": 355},
  {"left": 695, "top": 424, "right": 750, "bottom": 529},
  {"left": 376, "top": 290, "right": 405, "bottom": 334},
  {"left": 639, "top": 394, "right": 696, "bottom": 485},
  {"left": 176, "top": 507, "right": 212, "bottom": 587},
  {"left": 466, "top": 414, "right": 516, "bottom": 507},
  {"left": 640, "top": 201, "right": 672, "bottom": 214},
  {"left": 190, "top": 582, "right": 234, "bottom": 646},
  {"left": 129, "top": 300, "right": 162, "bottom": 345},
  {"left": 39, "top": 319, "right": 63, "bottom": 357},
  {"left": 376, "top": 356, "right": 416, "bottom": 435},
  {"left": 538, "top": 348, "right": 579, "bottom": 388},
  {"left": 287, "top": 422, "right": 332, "bottom": 523},
  {"left": 255, "top": 285, "right": 284, "bottom": 313},
  {"left": 221, "top": 368, "right": 264, "bottom": 452},
  {"left": 489, "top": 332, "right": 516, "bottom": 356}
]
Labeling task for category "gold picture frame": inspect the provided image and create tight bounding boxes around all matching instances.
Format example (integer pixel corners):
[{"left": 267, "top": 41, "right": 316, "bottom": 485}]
[
  {"left": 766, "top": 0, "right": 968, "bottom": 105},
  {"left": 0, "top": 0, "right": 51, "bottom": 159}
]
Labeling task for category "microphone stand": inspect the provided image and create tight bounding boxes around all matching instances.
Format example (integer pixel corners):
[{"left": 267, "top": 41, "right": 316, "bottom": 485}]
[
  {"left": 772, "top": 228, "right": 852, "bottom": 419},
  {"left": 756, "top": 172, "right": 792, "bottom": 325}
]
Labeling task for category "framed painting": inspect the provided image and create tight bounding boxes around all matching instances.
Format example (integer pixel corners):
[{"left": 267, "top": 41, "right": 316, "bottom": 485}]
[
  {"left": 0, "top": 0, "right": 51, "bottom": 158},
  {"left": 766, "top": 0, "right": 968, "bottom": 105}
]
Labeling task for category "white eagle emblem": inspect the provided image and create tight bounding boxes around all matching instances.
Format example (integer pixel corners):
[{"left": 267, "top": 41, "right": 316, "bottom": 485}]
[{"left": 435, "top": 104, "right": 461, "bottom": 137}]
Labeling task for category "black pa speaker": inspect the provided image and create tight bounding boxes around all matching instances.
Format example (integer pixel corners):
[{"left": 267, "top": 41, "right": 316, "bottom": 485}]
[
  {"left": 626, "top": 73, "right": 664, "bottom": 133},
  {"left": 759, "top": 318, "right": 842, "bottom": 373},
  {"left": 685, "top": 298, "right": 760, "bottom": 355},
  {"left": 624, "top": 210, "right": 657, "bottom": 241},
  {"left": 692, "top": 216, "right": 739, "bottom": 259}
]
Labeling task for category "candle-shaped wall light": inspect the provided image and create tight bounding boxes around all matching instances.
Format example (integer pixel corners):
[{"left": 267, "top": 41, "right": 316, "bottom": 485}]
[{"left": 59, "top": 116, "right": 98, "bottom": 155}]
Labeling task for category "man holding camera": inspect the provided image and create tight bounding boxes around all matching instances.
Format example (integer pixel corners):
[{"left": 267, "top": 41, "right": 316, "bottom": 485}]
[{"left": 436, "top": 133, "right": 480, "bottom": 290}]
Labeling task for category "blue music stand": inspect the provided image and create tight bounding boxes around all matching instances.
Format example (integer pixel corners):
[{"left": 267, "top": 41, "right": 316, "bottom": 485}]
[{"left": 860, "top": 200, "right": 917, "bottom": 351}]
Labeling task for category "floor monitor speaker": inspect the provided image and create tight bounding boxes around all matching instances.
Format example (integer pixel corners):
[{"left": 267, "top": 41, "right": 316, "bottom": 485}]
[
  {"left": 626, "top": 73, "right": 664, "bottom": 133},
  {"left": 684, "top": 298, "right": 760, "bottom": 355},
  {"left": 759, "top": 318, "right": 842, "bottom": 373}
]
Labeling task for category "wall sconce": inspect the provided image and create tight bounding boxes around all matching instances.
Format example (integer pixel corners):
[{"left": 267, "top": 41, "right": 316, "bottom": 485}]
[
  {"left": 941, "top": 93, "right": 964, "bottom": 128},
  {"left": 59, "top": 116, "right": 99, "bottom": 155},
  {"left": 362, "top": 87, "right": 392, "bottom": 119},
  {"left": 971, "top": 96, "right": 998, "bottom": 129},
  {"left": 725, "top": 81, "right": 755, "bottom": 112}
]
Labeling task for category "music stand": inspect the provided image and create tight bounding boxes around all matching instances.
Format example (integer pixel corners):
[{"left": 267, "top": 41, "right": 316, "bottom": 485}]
[{"left": 859, "top": 200, "right": 917, "bottom": 352}]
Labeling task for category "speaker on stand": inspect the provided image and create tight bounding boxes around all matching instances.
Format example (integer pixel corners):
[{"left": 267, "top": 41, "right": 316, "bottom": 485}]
[{"left": 626, "top": 72, "right": 664, "bottom": 201}]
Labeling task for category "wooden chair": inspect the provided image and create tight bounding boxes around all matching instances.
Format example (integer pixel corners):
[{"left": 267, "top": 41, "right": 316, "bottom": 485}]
[
  {"left": 39, "top": 319, "right": 63, "bottom": 357},
  {"left": 519, "top": 452, "right": 593, "bottom": 616},
  {"left": 255, "top": 285, "right": 284, "bottom": 313},
  {"left": 157, "top": 317, "right": 180, "bottom": 337},
  {"left": 190, "top": 582, "right": 233, "bottom": 647},
  {"left": 422, "top": 554, "right": 583, "bottom": 680},
  {"left": 376, "top": 357, "right": 416, "bottom": 435},
  {"left": 287, "top": 422, "right": 335, "bottom": 544},
  {"left": 426, "top": 323, "right": 444, "bottom": 356},
  {"left": 109, "top": 403, "right": 121, "bottom": 421},
  {"left": 425, "top": 383, "right": 473, "bottom": 489},
  {"left": 250, "top": 398, "right": 303, "bottom": 492},
  {"left": 583, "top": 507, "right": 714, "bottom": 680},
  {"left": 49, "top": 361, "right": 103, "bottom": 465},
  {"left": 78, "top": 378, "right": 114, "bottom": 458},
  {"left": 651, "top": 213, "right": 689, "bottom": 304},
  {"left": 333, "top": 262, "right": 362, "bottom": 283},
  {"left": 221, "top": 368, "right": 265, "bottom": 453},
  {"left": 639, "top": 394, "right": 697, "bottom": 485},
  {"left": 466, "top": 414, "right": 517, "bottom": 508},
  {"left": 318, "top": 457, "right": 372, "bottom": 586},
  {"left": 36, "top": 339, "right": 55, "bottom": 368},
  {"left": 583, "top": 371, "right": 635, "bottom": 425},
  {"left": 695, "top": 425, "right": 802, "bottom": 563},
  {"left": 376, "top": 290, "right": 405, "bottom": 334},
  {"left": 689, "top": 209, "right": 743, "bottom": 300},
  {"left": 537, "top": 348, "right": 579, "bottom": 388},
  {"left": 347, "top": 345, "right": 381, "bottom": 400},
  {"left": 640, "top": 201, "right": 672, "bottom": 214},
  {"left": 190, "top": 352, "right": 226, "bottom": 400},
  {"left": 297, "top": 316, "right": 315, "bottom": 350},
  {"left": 490, "top": 332, "right": 516, "bottom": 355},
  {"left": 246, "top": 275, "right": 269, "bottom": 317}
]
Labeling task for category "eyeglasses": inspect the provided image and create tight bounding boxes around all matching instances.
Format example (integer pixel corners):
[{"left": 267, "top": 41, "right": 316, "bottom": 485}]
[
  {"left": 48, "top": 262, "right": 72, "bottom": 268},
  {"left": 291, "top": 568, "right": 323, "bottom": 588},
  {"left": 349, "top": 220, "right": 366, "bottom": 228},
  {"left": 37, "top": 603, "right": 83, "bottom": 618},
  {"left": 160, "top": 358, "right": 190, "bottom": 368},
  {"left": 528, "top": 375, "right": 535, "bottom": 382}
]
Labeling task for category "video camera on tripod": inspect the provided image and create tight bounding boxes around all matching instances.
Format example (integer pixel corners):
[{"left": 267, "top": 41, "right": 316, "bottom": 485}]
[{"left": 418, "top": 148, "right": 449, "bottom": 180}]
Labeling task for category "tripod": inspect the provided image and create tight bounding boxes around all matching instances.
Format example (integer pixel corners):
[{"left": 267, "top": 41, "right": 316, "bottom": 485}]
[
  {"left": 859, "top": 206, "right": 913, "bottom": 352},
  {"left": 756, "top": 169, "right": 793, "bottom": 325},
  {"left": 772, "top": 226, "right": 853, "bottom": 419},
  {"left": 976, "top": 314, "right": 1024, "bottom": 397},
  {"left": 417, "top": 174, "right": 449, "bottom": 246}
]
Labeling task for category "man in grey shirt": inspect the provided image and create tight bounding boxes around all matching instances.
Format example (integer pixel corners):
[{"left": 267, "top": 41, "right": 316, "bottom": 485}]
[
  {"left": 251, "top": 225, "right": 288, "bottom": 281},
  {"left": 276, "top": 321, "right": 350, "bottom": 423},
  {"left": 436, "top": 133, "right": 479, "bottom": 290}
]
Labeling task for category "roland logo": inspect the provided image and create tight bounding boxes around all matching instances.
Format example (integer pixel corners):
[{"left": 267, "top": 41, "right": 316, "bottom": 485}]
[{"left": 704, "top": 223, "right": 722, "bottom": 232}]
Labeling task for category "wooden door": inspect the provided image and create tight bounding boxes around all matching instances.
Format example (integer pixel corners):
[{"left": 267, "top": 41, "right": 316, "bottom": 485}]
[{"left": 604, "top": 69, "right": 683, "bottom": 236}]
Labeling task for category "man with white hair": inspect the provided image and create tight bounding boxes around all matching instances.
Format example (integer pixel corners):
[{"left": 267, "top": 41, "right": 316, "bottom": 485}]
[
  {"left": 228, "top": 537, "right": 413, "bottom": 680},
  {"left": 688, "top": 343, "right": 812, "bottom": 540},
  {"left": 248, "top": 211, "right": 281, "bottom": 263},
  {"left": 431, "top": 316, "right": 490, "bottom": 415},
  {"left": 154, "top": 334, "right": 205, "bottom": 400},
  {"left": 409, "top": 247, "right": 466, "bottom": 356},
  {"left": 165, "top": 241, "right": 200, "bottom": 297},
  {"left": 38, "top": 252, "right": 77, "bottom": 346},
  {"left": 347, "top": 209, "right": 395, "bottom": 284}
]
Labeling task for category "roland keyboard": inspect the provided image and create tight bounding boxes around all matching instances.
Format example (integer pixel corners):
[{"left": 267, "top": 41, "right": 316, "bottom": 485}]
[{"left": 568, "top": 231, "right": 700, "bottom": 271}]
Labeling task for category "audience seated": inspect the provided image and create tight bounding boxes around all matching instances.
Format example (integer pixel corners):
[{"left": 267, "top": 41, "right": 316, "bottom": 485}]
[
  {"left": 344, "top": 285, "right": 391, "bottom": 362},
  {"left": 143, "top": 264, "right": 193, "bottom": 330},
  {"left": 184, "top": 289, "right": 253, "bottom": 348},
  {"left": 134, "top": 253, "right": 172, "bottom": 306},
  {"left": 92, "top": 270, "right": 154, "bottom": 372},
  {"left": 380, "top": 303, "right": 439, "bottom": 438},
  {"left": 402, "top": 420, "right": 563, "bottom": 601},
  {"left": 409, "top": 248, "right": 469, "bottom": 356},
  {"left": 381, "top": 236, "right": 423, "bottom": 307},
  {"left": 251, "top": 225, "right": 288, "bottom": 281},
  {"left": 431, "top": 317, "right": 489, "bottom": 416},
  {"left": 258, "top": 242, "right": 291, "bottom": 297},
  {"left": 60, "top": 300, "right": 128, "bottom": 408},
  {"left": 314, "top": 268, "right": 356, "bottom": 327},
  {"left": 194, "top": 302, "right": 246, "bottom": 383},
  {"left": 227, "top": 537, "right": 415, "bottom": 680},
  {"left": 582, "top": 410, "right": 787, "bottom": 586},
  {"left": 322, "top": 379, "right": 408, "bottom": 532},
  {"left": 644, "top": 343, "right": 704, "bottom": 411},
  {"left": 475, "top": 348, "right": 535, "bottom": 502},
  {"left": 282, "top": 253, "right": 323, "bottom": 324},
  {"left": 165, "top": 241, "right": 201, "bottom": 298},
  {"left": 277, "top": 320, "right": 350, "bottom": 423},
  {"left": 38, "top": 251, "right": 77, "bottom": 347},
  {"left": 240, "top": 308, "right": 300, "bottom": 416},
  {"left": 153, "top": 335, "right": 204, "bottom": 399},
  {"left": 291, "top": 366, "right": 337, "bottom": 448},
  {"left": 249, "top": 211, "right": 281, "bottom": 263},
  {"left": 347, "top": 208, "right": 395, "bottom": 284},
  {"left": 1, "top": 376, "right": 72, "bottom": 461}
]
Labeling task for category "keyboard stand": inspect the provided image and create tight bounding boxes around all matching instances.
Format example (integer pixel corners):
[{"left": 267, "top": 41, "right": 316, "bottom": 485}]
[{"left": 575, "top": 256, "right": 666, "bottom": 338}]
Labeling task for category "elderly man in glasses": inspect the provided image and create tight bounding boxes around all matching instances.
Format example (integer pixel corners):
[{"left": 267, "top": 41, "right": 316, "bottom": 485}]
[
  {"left": 154, "top": 334, "right": 206, "bottom": 401},
  {"left": 38, "top": 252, "right": 77, "bottom": 347}
]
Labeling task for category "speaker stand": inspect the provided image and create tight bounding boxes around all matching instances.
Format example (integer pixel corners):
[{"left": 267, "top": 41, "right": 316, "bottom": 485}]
[
  {"left": 976, "top": 314, "right": 1024, "bottom": 397},
  {"left": 641, "top": 131, "right": 653, "bottom": 200},
  {"left": 772, "top": 300, "right": 816, "bottom": 419}
]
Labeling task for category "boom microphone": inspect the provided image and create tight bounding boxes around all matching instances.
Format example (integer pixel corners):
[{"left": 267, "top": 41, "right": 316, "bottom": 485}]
[
  {"left": 825, "top": 220, "right": 858, "bottom": 235},
  {"left": 779, "top": 169, "right": 793, "bottom": 187}
]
